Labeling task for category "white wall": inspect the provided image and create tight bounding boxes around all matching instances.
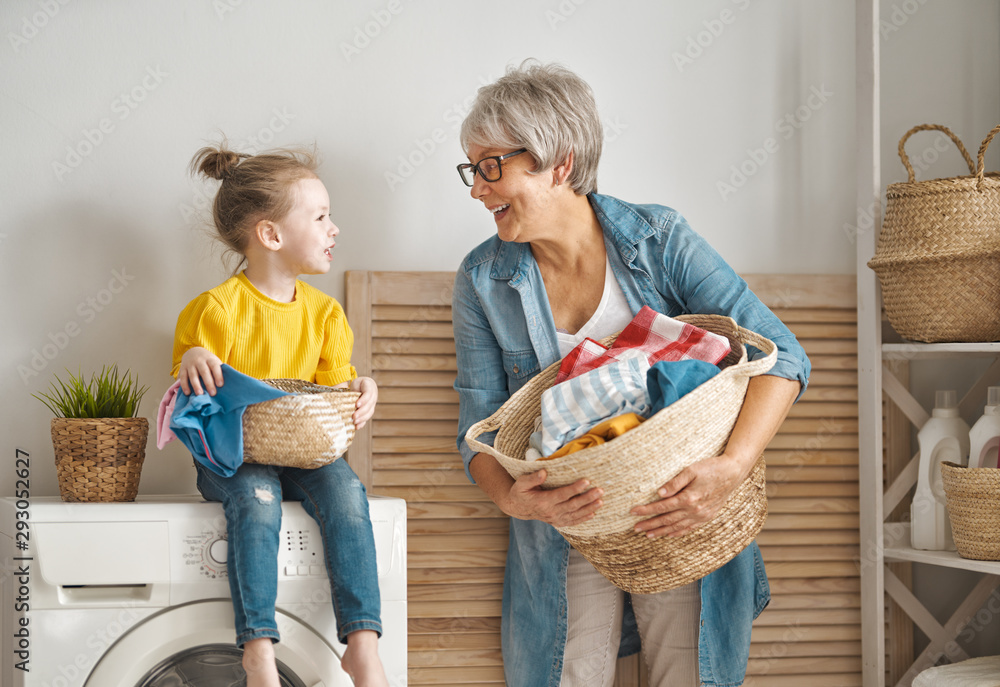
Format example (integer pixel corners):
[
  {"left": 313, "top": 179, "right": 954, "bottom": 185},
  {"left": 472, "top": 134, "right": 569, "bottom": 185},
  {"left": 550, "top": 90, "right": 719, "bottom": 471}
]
[{"left": 0, "top": 0, "right": 989, "bottom": 499}]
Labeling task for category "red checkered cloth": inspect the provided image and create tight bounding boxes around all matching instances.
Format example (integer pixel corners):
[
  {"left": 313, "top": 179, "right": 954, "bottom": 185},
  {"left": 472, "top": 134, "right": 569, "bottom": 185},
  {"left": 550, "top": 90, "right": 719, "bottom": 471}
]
[{"left": 554, "top": 306, "right": 732, "bottom": 385}]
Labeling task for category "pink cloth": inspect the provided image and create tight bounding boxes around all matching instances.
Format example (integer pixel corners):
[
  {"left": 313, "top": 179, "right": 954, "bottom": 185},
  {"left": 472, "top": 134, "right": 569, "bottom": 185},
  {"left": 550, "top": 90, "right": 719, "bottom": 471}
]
[
  {"left": 555, "top": 306, "right": 732, "bottom": 385},
  {"left": 156, "top": 380, "right": 182, "bottom": 449}
]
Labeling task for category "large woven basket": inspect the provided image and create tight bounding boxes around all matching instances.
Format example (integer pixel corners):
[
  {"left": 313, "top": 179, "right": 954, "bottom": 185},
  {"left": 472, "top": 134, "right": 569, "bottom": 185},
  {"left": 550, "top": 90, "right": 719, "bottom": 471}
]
[
  {"left": 941, "top": 461, "right": 1000, "bottom": 561},
  {"left": 868, "top": 123, "right": 1000, "bottom": 343},
  {"left": 466, "top": 314, "right": 777, "bottom": 594},
  {"left": 242, "top": 379, "right": 360, "bottom": 469},
  {"left": 51, "top": 417, "right": 148, "bottom": 502}
]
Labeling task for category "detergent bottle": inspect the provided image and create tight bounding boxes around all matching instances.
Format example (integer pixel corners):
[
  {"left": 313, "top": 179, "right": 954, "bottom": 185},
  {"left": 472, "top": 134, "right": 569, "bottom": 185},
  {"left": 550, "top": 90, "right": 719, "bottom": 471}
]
[
  {"left": 911, "top": 390, "right": 969, "bottom": 551},
  {"left": 969, "top": 386, "right": 1000, "bottom": 469}
]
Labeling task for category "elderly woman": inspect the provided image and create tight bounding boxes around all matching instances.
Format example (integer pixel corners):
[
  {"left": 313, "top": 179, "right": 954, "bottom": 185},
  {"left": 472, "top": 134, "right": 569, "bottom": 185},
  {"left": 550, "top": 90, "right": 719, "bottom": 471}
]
[{"left": 452, "top": 62, "right": 809, "bottom": 687}]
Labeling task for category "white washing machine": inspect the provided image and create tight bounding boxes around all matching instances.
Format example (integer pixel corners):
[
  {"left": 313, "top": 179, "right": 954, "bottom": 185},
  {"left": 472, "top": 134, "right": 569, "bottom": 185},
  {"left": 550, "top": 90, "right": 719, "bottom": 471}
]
[{"left": 0, "top": 495, "right": 407, "bottom": 686}]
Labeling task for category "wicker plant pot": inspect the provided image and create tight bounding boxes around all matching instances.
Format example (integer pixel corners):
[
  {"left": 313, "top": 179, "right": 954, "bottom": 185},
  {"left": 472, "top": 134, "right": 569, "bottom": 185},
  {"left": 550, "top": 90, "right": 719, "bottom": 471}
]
[
  {"left": 51, "top": 417, "right": 148, "bottom": 502},
  {"left": 466, "top": 314, "right": 776, "bottom": 594}
]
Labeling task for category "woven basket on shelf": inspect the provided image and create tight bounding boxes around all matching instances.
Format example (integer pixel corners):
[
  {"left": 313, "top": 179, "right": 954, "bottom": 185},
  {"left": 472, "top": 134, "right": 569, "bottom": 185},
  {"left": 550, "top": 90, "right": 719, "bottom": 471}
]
[
  {"left": 941, "top": 461, "right": 1000, "bottom": 561},
  {"left": 867, "top": 123, "right": 1000, "bottom": 343},
  {"left": 242, "top": 379, "right": 360, "bottom": 469},
  {"left": 466, "top": 314, "right": 776, "bottom": 594},
  {"left": 51, "top": 417, "right": 148, "bottom": 502}
]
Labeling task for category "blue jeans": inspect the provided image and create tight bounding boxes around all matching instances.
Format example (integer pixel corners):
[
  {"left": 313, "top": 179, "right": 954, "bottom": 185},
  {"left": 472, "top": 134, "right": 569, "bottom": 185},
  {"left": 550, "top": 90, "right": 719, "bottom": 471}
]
[{"left": 195, "top": 458, "right": 382, "bottom": 646}]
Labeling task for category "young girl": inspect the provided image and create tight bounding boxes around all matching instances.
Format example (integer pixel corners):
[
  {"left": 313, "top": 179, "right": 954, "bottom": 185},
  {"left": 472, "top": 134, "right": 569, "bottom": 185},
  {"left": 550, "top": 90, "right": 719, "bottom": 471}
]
[{"left": 171, "top": 144, "right": 388, "bottom": 687}]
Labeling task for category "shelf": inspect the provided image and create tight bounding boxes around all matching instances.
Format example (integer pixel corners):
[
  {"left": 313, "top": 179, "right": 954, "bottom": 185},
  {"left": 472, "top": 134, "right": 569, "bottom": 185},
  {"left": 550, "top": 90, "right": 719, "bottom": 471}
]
[
  {"left": 883, "top": 343, "right": 1000, "bottom": 360},
  {"left": 884, "top": 524, "right": 1000, "bottom": 575}
]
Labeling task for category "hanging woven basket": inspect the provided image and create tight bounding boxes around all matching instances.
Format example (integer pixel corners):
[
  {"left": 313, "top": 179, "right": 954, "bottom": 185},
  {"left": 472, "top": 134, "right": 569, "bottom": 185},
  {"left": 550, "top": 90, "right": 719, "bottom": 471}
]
[
  {"left": 242, "top": 379, "right": 360, "bottom": 469},
  {"left": 868, "top": 123, "right": 1000, "bottom": 342},
  {"left": 465, "top": 314, "right": 776, "bottom": 594},
  {"left": 52, "top": 417, "right": 148, "bottom": 502}
]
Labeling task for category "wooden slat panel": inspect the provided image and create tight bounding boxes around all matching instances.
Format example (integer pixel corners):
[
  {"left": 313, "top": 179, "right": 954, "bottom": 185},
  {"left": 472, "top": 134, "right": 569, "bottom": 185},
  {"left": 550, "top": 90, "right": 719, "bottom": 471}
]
[
  {"left": 409, "top": 617, "right": 500, "bottom": 634},
  {"left": 373, "top": 338, "right": 456, "bottom": 355},
  {"left": 379, "top": 388, "right": 459, "bottom": 404},
  {"left": 403, "top": 502, "right": 505, "bottom": 519},
  {"left": 372, "top": 420, "right": 460, "bottom": 437},
  {"left": 408, "top": 567, "right": 506, "bottom": 586},
  {"left": 750, "top": 640, "right": 860, "bottom": 657},
  {"left": 374, "top": 304, "right": 453, "bottom": 322},
  {"left": 408, "top": 648, "right": 503, "bottom": 667},
  {"left": 409, "top": 633, "right": 501, "bottom": 650},
  {"left": 373, "top": 321, "right": 456, "bottom": 339},
  {"left": 410, "top": 533, "right": 510, "bottom": 552},
  {"left": 369, "top": 271, "right": 455, "bottom": 306},
  {"left": 756, "top": 530, "right": 859, "bottom": 546},
  {"left": 376, "top": 404, "right": 460, "bottom": 420},
  {"left": 764, "top": 561, "right": 860, "bottom": 578}
]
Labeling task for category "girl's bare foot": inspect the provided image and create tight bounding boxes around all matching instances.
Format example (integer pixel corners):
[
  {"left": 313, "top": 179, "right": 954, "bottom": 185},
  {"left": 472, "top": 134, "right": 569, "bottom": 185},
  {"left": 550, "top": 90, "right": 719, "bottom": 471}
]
[
  {"left": 340, "top": 630, "right": 389, "bottom": 687},
  {"left": 243, "top": 638, "right": 281, "bottom": 687}
]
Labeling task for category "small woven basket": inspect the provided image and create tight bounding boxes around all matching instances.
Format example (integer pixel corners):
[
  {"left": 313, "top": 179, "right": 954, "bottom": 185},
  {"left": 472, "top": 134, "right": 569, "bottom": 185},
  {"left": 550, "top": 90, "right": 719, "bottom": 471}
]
[
  {"left": 242, "top": 379, "right": 360, "bottom": 469},
  {"left": 941, "top": 461, "right": 1000, "bottom": 561},
  {"left": 868, "top": 123, "right": 1000, "bottom": 343},
  {"left": 51, "top": 417, "right": 148, "bottom": 502},
  {"left": 466, "top": 314, "right": 776, "bottom": 594}
]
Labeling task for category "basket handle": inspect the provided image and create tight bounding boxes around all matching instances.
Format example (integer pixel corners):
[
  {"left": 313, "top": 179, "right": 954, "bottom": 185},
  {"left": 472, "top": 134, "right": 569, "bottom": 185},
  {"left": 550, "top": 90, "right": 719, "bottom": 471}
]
[
  {"left": 898, "top": 124, "right": 975, "bottom": 183},
  {"left": 464, "top": 412, "right": 504, "bottom": 460},
  {"left": 732, "top": 323, "right": 778, "bottom": 378},
  {"left": 975, "top": 124, "right": 1000, "bottom": 190}
]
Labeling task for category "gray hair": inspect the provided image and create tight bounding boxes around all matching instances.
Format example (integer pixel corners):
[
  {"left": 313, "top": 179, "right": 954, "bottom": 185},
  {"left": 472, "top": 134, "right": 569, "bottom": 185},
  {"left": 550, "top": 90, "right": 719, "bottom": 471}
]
[{"left": 460, "top": 60, "right": 602, "bottom": 195}]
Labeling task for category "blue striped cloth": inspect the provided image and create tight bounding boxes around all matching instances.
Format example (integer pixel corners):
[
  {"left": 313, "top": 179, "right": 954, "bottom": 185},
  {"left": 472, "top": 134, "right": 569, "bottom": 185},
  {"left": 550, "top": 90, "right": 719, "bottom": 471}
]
[{"left": 539, "top": 351, "right": 652, "bottom": 457}]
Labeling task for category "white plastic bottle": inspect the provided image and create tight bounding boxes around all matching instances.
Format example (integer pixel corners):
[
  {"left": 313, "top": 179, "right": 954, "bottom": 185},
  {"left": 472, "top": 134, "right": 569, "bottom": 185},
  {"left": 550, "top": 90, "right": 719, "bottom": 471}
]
[
  {"left": 911, "top": 390, "right": 969, "bottom": 551},
  {"left": 969, "top": 386, "right": 1000, "bottom": 469}
]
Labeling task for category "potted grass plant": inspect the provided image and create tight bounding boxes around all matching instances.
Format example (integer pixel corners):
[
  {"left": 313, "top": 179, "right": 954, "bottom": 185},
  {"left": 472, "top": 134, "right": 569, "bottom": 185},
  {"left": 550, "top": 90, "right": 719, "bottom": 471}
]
[{"left": 34, "top": 366, "right": 149, "bottom": 502}]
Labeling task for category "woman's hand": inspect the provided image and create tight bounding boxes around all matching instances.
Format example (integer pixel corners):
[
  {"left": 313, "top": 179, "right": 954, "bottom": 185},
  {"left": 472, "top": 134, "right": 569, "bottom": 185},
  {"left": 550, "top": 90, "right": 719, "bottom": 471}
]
[
  {"left": 349, "top": 376, "right": 378, "bottom": 430},
  {"left": 177, "top": 347, "right": 224, "bottom": 396},
  {"left": 629, "top": 452, "right": 747, "bottom": 538},
  {"left": 501, "top": 469, "right": 604, "bottom": 528}
]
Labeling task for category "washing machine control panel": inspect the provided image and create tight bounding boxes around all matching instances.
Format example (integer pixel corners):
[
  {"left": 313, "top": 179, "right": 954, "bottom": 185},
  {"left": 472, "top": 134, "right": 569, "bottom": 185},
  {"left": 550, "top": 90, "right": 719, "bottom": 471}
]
[{"left": 182, "top": 531, "right": 229, "bottom": 579}]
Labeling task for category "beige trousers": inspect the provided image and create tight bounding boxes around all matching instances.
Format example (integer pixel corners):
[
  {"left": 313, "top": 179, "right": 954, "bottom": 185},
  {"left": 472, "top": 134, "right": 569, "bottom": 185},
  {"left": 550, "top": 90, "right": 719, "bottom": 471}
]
[{"left": 559, "top": 548, "right": 701, "bottom": 687}]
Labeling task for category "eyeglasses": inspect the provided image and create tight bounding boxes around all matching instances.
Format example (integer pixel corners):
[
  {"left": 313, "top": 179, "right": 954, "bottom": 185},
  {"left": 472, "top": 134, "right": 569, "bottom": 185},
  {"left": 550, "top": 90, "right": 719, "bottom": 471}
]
[{"left": 456, "top": 148, "right": 528, "bottom": 187}]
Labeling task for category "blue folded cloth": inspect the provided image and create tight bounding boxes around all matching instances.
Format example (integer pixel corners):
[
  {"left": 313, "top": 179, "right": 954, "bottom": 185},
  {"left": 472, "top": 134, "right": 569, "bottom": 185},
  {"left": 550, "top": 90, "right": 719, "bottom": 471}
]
[
  {"left": 646, "top": 359, "right": 721, "bottom": 416},
  {"left": 170, "top": 364, "right": 290, "bottom": 477}
]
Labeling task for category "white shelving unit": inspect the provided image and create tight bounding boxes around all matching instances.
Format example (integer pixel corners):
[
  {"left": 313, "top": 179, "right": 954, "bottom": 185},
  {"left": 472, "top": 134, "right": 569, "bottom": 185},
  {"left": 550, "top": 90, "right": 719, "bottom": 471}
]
[{"left": 857, "top": 2, "right": 1000, "bottom": 685}]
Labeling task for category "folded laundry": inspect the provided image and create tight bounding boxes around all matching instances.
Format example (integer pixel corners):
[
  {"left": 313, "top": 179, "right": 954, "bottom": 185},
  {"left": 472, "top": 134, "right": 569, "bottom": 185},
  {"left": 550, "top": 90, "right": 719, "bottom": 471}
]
[
  {"left": 162, "top": 365, "right": 290, "bottom": 477},
  {"left": 555, "top": 305, "right": 731, "bottom": 385},
  {"left": 647, "top": 359, "right": 722, "bottom": 416},
  {"left": 540, "top": 351, "right": 652, "bottom": 457},
  {"left": 546, "top": 413, "right": 645, "bottom": 459}
]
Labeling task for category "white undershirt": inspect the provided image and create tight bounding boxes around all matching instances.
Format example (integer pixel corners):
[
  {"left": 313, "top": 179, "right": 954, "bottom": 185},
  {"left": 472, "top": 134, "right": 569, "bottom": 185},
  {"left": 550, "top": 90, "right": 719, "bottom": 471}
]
[{"left": 555, "top": 255, "right": 634, "bottom": 358}]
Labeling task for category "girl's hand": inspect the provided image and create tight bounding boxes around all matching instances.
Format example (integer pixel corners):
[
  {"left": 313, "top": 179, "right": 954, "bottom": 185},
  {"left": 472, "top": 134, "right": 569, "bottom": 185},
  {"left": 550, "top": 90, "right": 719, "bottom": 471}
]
[
  {"left": 177, "top": 347, "right": 224, "bottom": 396},
  {"left": 349, "top": 376, "right": 378, "bottom": 430},
  {"left": 501, "top": 469, "right": 604, "bottom": 527},
  {"left": 629, "top": 452, "right": 747, "bottom": 538}
]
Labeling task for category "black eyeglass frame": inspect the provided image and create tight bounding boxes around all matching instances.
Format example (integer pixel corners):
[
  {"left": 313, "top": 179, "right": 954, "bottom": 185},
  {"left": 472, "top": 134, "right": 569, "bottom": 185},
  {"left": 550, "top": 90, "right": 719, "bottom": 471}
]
[{"left": 456, "top": 148, "right": 528, "bottom": 187}]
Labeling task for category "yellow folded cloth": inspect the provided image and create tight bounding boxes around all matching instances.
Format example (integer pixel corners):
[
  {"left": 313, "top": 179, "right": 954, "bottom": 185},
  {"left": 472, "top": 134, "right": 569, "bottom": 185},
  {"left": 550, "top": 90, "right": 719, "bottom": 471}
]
[{"left": 544, "top": 413, "right": 645, "bottom": 460}]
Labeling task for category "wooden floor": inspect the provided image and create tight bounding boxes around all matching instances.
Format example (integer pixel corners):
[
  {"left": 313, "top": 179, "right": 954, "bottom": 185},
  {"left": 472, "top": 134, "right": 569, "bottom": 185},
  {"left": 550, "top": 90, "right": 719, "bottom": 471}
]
[{"left": 345, "top": 271, "right": 860, "bottom": 687}]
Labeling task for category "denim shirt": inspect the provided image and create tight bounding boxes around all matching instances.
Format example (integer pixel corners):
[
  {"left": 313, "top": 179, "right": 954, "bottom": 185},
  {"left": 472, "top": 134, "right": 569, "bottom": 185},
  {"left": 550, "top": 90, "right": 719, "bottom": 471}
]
[{"left": 452, "top": 193, "right": 811, "bottom": 687}]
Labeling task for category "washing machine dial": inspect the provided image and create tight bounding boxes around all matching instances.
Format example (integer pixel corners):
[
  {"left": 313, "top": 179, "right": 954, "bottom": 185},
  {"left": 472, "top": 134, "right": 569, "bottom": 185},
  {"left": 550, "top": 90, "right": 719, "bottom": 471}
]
[{"left": 208, "top": 538, "right": 228, "bottom": 565}]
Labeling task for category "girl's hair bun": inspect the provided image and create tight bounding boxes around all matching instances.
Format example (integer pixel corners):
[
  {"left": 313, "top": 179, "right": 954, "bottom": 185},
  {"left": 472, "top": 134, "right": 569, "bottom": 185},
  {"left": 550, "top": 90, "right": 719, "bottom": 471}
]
[{"left": 190, "top": 145, "right": 243, "bottom": 181}]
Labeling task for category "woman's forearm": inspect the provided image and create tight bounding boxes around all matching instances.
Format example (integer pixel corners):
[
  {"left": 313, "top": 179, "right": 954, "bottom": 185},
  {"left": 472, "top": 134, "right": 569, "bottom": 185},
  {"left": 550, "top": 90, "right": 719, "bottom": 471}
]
[{"left": 724, "top": 374, "right": 800, "bottom": 475}]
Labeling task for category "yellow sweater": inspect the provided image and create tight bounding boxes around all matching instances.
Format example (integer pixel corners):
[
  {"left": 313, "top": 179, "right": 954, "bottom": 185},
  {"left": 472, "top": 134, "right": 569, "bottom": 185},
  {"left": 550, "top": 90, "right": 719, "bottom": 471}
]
[{"left": 171, "top": 272, "right": 357, "bottom": 386}]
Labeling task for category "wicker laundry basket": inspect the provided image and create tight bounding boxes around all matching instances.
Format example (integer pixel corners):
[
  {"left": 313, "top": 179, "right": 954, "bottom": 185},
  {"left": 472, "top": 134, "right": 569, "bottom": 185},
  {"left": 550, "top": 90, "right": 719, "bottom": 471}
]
[
  {"left": 942, "top": 461, "right": 1000, "bottom": 561},
  {"left": 466, "top": 314, "right": 777, "bottom": 593},
  {"left": 242, "top": 380, "right": 360, "bottom": 469},
  {"left": 52, "top": 417, "right": 148, "bottom": 502},
  {"left": 868, "top": 123, "right": 1000, "bottom": 343}
]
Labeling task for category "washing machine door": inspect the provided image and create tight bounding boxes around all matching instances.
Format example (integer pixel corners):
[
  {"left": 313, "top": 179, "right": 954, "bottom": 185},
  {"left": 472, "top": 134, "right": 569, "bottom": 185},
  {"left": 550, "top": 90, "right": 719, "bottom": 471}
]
[{"left": 85, "top": 600, "right": 351, "bottom": 687}]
